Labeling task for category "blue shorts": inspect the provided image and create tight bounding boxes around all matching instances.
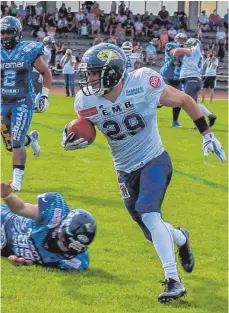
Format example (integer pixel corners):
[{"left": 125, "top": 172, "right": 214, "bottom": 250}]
[
  {"left": 117, "top": 151, "right": 173, "bottom": 241},
  {"left": 1, "top": 101, "right": 33, "bottom": 151},
  {"left": 182, "top": 78, "right": 202, "bottom": 102}
]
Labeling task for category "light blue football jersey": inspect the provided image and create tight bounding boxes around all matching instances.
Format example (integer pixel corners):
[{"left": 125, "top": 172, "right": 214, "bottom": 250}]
[
  {"left": 1, "top": 192, "right": 89, "bottom": 271},
  {"left": 33, "top": 46, "right": 51, "bottom": 74},
  {"left": 75, "top": 67, "right": 166, "bottom": 173},
  {"left": 1, "top": 40, "right": 44, "bottom": 103},
  {"left": 160, "top": 42, "right": 182, "bottom": 81},
  {"left": 180, "top": 43, "right": 203, "bottom": 79}
]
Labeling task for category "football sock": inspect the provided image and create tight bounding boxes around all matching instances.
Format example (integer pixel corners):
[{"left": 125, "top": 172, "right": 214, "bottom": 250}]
[
  {"left": 198, "top": 103, "right": 212, "bottom": 117},
  {"left": 164, "top": 223, "right": 186, "bottom": 247},
  {"left": 173, "top": 107, "right": 181, "bottom": 122},
  {"left": 142, "top": 212, "right": 180, "bottom": 281}
]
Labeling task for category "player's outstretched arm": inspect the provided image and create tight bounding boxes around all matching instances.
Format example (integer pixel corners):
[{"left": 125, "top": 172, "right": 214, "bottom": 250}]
[
  {"left": 160, "top": 85, "right": 226, "bottom": 162},
  {"left": 33, "top": 56, "right": 52, "bottom": 112},
  {"left": 1, "top": 181, "right": 39, "bottom": 219}
]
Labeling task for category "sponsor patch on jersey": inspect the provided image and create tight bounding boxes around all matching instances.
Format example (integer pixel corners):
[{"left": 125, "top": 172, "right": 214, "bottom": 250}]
[
  {"left": 78, "top": 106, "right": 98, "bottom": 117},
  {"left": 23, "top": 42, "right": 37, "bottom": 52},
  {"left": 97, "top": 49, "right": 122, "bottom": 62},
  {"left": 119, "top": 183, "right": 130, "bottom": 199},
  {"left": 125, "top": 86, "right": 144, "bottom": 97},
  {"left": 149, "top": 76, "right": 161, "bottom": 88},
  {"left": 51, "top": 208, "right": 62, "bottom": 227}
]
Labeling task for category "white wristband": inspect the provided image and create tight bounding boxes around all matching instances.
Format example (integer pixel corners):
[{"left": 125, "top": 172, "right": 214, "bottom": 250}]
[{"left": 42, "top": 87, "right": 50, "bottom": 97}]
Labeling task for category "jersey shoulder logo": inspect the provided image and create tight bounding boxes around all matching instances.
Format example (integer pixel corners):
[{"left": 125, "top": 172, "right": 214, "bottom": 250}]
[
  {"left": 23, "top": 42, "right": 37, "bottom": 53},
  {"left": 149, "top": 76, "right": 161, "bottom": 88}
]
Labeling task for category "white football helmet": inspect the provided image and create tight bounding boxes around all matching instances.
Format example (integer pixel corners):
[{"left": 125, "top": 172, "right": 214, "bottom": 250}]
[{"left": 121, "top": 41, "right": 133, "bottom": 55}]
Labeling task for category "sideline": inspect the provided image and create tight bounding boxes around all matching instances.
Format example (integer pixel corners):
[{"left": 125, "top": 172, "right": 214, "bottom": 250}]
[{"left": 32, "top": 121, "right": 228, "bottom": 191}]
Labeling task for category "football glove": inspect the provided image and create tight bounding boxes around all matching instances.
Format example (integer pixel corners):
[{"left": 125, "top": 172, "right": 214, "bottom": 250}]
[
  {"left": 37, "top": 95, "right": 49, "bottom": 113},
  {"left": 202, "top": 132, "right": 226, "bottom": 162},
  {"left": 61, "top": 124, "right": 89, "bottom": 151}
]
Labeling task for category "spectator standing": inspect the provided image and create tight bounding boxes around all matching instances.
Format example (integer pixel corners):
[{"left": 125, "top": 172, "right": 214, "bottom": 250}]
[
  {"left": 198, "top": 10, "right": 210, "bottom": 31},
  {"left": 87, "top": 8, "right": 96, "bottom": 25},
  {"left": 35, "top": 3, "right": 43, "bottom": 17},
  {"left": 201, "top": 53, "right": 219, "bottom": 103},
  {"left": 115, "top": 22, "right": 125, "bottom": 46},
  {"left": 60, "top": 49, "right": 76, "bottom": 97},
  {"left": 16, "top": 5, "right": 26, "bottom": 26},
  {"left": 47, "top": 14, "right": 56, "bottom": 28},
  {"left": 118, "top": 1, "right": 126, "bottom": 15},
  {"left": 110, "top": 1, "right": 117, "bottom": 14},
  {"left": 55, "top": 8, "right": 59, "bottom": 25},
  {"left": 209, "top": 9, "right": 221, "bottom": 31},
  {"left": 91, "top": 3, "right": 102, "bottom": 17},
  {"left": 224, "top": 9, "right": 228, "bottom": 31},
  {"left": 59, "top": 3, "right": 67, "bottom": 18},
  {"left": 170, "top": 12, "right": 179, "bottom": 30},
  {"left": 117, "top": 12, "right": 127, "bottom": 25},
  {"left": 160, "top": 28, "right": 169, "bottom": 48},
  {"left": 99, "top": 10, "right": 106, "bottom": 33},
  {"left": 10, "top": 1, "right": 18, "bottom": 17},
  {"left": 108, "top": 13, "right": 117, "bottom": 35},
  {"left": 75, "top": 10, "right": 84, "bottom": 30},
  {"left": 194, "top": 22, "right": 203, "bottom": 41},
  {"left": 157, "top": 6, "right": 169, "bottom": 27}
]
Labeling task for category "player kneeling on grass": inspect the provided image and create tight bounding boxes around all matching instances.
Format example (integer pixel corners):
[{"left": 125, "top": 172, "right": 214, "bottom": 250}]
[
  {"left": 62, "top": 43, "right": 226, "bottom": 303},
  {"left": 1, "top": 181, "right": 96, "bottom": 271}
]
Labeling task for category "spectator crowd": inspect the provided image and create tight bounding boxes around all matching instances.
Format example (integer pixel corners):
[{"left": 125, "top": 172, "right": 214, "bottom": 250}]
[{"left": 1, "top": 1, "right": 228, "bottom": 70}]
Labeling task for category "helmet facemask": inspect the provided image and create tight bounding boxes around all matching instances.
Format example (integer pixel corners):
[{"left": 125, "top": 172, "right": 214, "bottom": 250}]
[
  {"left": 78, "top": 63, "right": 125, "bottom": 97},
  {"left": 1, "top": 28, "right": 20, "bottom": 49}
]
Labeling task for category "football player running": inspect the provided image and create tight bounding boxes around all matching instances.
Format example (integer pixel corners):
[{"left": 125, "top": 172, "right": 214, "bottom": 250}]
[
  {"left": 33, "top": 36, "right": 55, "bottom": 113},
  {"left": 1, "top": 16, "right": 52, "bottom": 192},
  {"left": 177, "top": 38, "right": 217, "bottom": 128},
  {"left": 121, "top": 41, "right": 142, "bottom": 73},
  {"left": 62, "top": 43, "right": 226, "bottom": 302},
  {"left": 1, "top": 181, "right": 96, "bottom": 270},
  {"left": 160, "top": 33, "right": 187, "bottom": 127}
]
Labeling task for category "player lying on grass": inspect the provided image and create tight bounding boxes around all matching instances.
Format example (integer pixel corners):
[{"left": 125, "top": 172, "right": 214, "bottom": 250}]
[
  {"left": 1, "top": 181, "right": 96, "bottom": 270},
  {"left": 62, "top": 43, "right": 226, "bottom": 303}
]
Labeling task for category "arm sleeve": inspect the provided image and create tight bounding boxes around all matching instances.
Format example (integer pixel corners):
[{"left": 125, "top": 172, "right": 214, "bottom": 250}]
[{"left": 56, "top": 250, "right": 89, "bottom": 271}]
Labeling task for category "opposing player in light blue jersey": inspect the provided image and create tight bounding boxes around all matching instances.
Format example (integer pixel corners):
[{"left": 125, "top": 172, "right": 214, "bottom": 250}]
[
  {"left": 33, "top": 36, "right": 55, "bottom": 113},
  {"left": 160, "top": 33, "right": 187, "bottom": 127},
  {"left": 1, "top": 181, "right": 96, "bottom": 270},
  {"left": 1, "top": 16, "right": 52, "bottom": 192},
  {"left": 121, "top": 41, "right": 142, "bottom": 73},
  {"left": 62, "top": 43, "right": 226, "bottom": 303}
]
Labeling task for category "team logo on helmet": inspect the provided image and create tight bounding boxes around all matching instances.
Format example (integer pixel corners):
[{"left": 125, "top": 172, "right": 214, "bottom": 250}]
[{"left": 97, "top": 49, "right": 122, "bottom": 62}]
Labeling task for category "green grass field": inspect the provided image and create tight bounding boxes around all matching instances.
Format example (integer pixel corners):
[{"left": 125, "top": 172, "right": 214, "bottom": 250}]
[{"left": 1, "top": 95, "right": 228, "bottom": 313}]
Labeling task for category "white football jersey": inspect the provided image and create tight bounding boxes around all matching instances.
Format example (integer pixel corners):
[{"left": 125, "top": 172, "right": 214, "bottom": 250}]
[
  {"left": 33, "top": 46, "right": 51, "bottom": 73},
  {"left": 126, "top": 53, "right": 141, "bottom": 73},
  {"left": 180, "top": 44, "right": 203, "bottom": 79},
  {"left": 74, "top": 67, "right": 166, "bottom": 173}
]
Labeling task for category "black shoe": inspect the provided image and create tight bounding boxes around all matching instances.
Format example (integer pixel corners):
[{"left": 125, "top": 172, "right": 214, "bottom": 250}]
[
  {"left": 177, "top": 228, "right": 194, "bottom": 273},
  {"left": 66, "top": 94, "right": 70, "bottom": 97},
  {"left": 208, "top": 114, "right": 217, "bottom": 127},
  {"left": 158, "top": 278, "right": 187, "bottom": 303}
]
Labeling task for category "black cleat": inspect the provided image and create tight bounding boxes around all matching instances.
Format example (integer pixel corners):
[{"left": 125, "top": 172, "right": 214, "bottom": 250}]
[
  {"left": 208, "top": 114, "right": 217, "bottom": 127},
  {"left": 158, "top": 278, "right": 187, "bottom": 303},
  {"left": 177, "top": 228, "right": 194, "bottom": 273}
]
